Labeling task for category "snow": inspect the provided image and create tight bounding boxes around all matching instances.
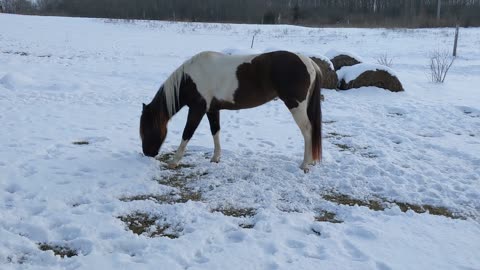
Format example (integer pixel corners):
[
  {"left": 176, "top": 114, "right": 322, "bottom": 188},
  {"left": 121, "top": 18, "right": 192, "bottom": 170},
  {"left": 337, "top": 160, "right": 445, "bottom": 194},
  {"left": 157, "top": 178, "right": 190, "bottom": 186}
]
[
  {"left": 325, "top": 49, "right": 364, "bottom": 63},
  {"left": 221, "top": 48, "right": 262, "bottom": 55},
  {"left": 337, "top": 63, "right": 399, "bottom": 83},
  {"left": 0, "top": 72, "right": 35, "bottom": 91},
  {"left": 1, "top": 14, "right": 480, "bottom": 270}
]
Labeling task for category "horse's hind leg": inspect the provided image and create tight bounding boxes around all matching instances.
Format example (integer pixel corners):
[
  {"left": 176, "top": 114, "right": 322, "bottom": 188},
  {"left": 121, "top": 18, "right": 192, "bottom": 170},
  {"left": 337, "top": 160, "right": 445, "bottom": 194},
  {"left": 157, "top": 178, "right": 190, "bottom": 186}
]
[
  {"left": 288, "top": 100, "right": 314, "bottom": 171},
  {"left": 169, "top": 108, "right": 205, "bottom": 168},
  {"left": 207, "top": 111, "right": 221, "bottom": 163}
]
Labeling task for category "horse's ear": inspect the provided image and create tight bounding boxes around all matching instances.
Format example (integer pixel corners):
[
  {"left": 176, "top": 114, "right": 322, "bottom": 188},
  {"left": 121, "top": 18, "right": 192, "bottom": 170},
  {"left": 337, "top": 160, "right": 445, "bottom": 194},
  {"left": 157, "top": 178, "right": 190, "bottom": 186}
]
[{"left": 142, "top": 103, "right": 146, "bottom": 110}]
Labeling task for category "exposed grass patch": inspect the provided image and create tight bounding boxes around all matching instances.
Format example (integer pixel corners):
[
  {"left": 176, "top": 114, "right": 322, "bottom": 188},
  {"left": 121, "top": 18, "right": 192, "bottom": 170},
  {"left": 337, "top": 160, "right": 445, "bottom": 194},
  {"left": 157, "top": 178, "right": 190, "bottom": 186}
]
[
  {"left": 212, "top": 207, "right": 257, "bottom": 229},
  {"left": 120, "top": 191, "right": 201, "bottom": 204},
  {"left": 38, "top": 243, "right": 78, "bottom": 258},
  {"left": 120, "top": 164, "right": 207, "bottom": 205},
  {"left": 315, "top": 210, "right": 343, "bottom": 223},
  {"left": 332, "top": 143, "right": 376, "bottom": 158},
  {"left": 156, "top": 152, "right": 194, "bottom": 169},
  {"left": 72, "top": 140, "right": 89, "bottom": 145},
  {"left": 392, "top": 201, "right": 460, "bottom": 219},
  {"left": 154, "top": 171, "right": 207, "bottom": 189},
  {"left": 325, "top": 132, "right": 352, "bottom": 139},
  {"left": 333, "top": 143, "right": 355, "bottom": 152},
  {"left": 3, "top": 51, "right": 29, "bottom": 56},
  {"left": 239, "top": 223, "right": 255, "bottom": 229},
  {"left": 213, "top": 207, "right": 256, "bottom": 218},
  {"left": 322, "top": 193, "right": 464, "bottom": 219},
  {"left": 323, "top": 193, "right": 385, "bottom": 211},
  {"left": 118, "top": 212, "right": 180, "bottom": 238},
  {"left": 156, "top": 152, "right": 174, "bottom": 163},
  {"left": 323, "top": 120, "right": 337, "bottom": 124},
  {"left": 360, "top": 152, "right": 378, "bottom": 158},
  {"left": 417, "top": 134, "right": 436, "bottom": 138},
  {"left": 170, "top": 163, "right": 195, "bottom": 169}
]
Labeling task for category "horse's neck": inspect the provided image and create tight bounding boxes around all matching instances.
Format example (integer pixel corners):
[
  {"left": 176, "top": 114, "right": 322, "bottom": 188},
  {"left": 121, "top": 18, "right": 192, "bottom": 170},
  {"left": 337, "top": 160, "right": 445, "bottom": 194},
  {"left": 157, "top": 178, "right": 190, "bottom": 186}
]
[{"left": 150, "top": 88, "right": 175, "bottom": 121}]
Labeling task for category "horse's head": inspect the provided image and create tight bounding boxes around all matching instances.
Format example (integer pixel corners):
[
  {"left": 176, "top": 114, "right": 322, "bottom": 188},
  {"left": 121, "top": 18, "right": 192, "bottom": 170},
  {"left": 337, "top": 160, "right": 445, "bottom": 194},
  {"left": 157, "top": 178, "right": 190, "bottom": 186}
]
[{"left": 140, "top": 103, "right": 167, "bottom": 157}]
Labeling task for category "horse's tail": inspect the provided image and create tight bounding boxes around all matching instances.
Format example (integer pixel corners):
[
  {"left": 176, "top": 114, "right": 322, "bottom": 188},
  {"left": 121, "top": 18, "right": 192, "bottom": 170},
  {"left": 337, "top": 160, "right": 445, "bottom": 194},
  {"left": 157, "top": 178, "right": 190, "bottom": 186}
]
[{"left": 307, "top": 62, "right": 322, "bottom": 162}]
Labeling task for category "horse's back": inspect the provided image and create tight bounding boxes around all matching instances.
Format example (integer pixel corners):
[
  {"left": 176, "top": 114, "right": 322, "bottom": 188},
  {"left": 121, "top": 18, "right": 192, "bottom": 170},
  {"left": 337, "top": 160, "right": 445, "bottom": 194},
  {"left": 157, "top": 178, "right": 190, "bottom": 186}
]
[
  {"left": 184, "top": 52, "right": 258, "bottom": 107},
  {"left": 184, "top": 51, "right": 317, "bottom": 110}
]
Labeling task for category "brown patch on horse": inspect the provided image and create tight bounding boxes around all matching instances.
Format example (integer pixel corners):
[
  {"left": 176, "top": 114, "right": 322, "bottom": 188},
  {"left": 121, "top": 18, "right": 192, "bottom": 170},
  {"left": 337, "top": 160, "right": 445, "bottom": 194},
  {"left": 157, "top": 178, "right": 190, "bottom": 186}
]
[
  {"left": 140, "top": 96, "right": 169, "bottom": 157},
  {"left": 210, "top": 51, "right": 310, "bottom": 111},
  {"left": 307, "top": 70, "right": 322, "bottom": 161}
]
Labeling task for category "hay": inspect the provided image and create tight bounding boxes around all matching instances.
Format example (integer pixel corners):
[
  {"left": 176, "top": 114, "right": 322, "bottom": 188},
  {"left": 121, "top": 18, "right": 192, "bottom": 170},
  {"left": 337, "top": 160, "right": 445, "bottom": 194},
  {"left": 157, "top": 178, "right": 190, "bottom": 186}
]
[
  {"left": 339, "top": 70, "right": 404, "bottom": 92},
  {"left": 310, "top": 57, "right": 338, "bottom": 89},
  {"left": 330, "top": 54, "right": 362, "bottom": 71}
]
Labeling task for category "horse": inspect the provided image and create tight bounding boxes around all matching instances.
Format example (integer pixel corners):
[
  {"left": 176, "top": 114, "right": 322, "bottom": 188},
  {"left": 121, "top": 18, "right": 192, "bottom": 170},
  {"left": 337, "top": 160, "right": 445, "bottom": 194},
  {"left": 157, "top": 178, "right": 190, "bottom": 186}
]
[{"left": 140, "top": 50, "right": 323, "bottom": 171}]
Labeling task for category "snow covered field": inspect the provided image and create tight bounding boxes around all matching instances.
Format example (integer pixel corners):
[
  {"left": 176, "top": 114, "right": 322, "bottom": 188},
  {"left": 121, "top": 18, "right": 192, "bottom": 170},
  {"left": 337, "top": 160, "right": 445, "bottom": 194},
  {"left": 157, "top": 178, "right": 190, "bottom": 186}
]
[{"left": 1, "top": 14, "right": 479, "bottom": 270}]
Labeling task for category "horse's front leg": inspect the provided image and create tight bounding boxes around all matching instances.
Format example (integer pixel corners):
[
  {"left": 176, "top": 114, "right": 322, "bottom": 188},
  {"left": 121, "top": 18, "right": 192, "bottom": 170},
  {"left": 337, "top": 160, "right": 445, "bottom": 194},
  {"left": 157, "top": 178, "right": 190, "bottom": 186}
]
[
  {"left": 168, "top": 108, "right": 205, "bottom": 169},
  {"left": 207, "top": 111, "right": 221, "bottom": 163}
]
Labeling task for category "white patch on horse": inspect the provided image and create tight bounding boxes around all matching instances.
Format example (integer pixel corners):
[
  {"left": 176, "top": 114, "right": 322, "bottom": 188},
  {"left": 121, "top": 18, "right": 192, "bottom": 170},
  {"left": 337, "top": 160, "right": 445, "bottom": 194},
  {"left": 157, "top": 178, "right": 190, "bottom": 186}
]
[
  {"left": 211, "top": 131, "right": 221, "bottom": 162},
  {"left": 169, "top": 139, "right": 189, "bottom": 168},
  {"left": 289, "top": 99, "right": 314, "bottom": 170},
  {"left": 184, "top": 51, "right": 257, "bottom": 110},
  {"left": 296, "top": 53, "right": 317, "bottom": 89}
]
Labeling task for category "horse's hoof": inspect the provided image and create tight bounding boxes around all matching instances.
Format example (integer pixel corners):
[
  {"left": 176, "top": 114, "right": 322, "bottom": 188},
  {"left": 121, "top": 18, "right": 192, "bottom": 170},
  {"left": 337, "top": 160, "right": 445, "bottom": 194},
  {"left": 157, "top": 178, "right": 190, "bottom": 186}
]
[
  {"left": 210, "top": 156, "right": 220, "bottom": 163},
  {"left": 300, "top": 164, "right": 310, "bottom": 173},
  {"left": 167, "top": 162, "right": 178, "bottom": 169}
]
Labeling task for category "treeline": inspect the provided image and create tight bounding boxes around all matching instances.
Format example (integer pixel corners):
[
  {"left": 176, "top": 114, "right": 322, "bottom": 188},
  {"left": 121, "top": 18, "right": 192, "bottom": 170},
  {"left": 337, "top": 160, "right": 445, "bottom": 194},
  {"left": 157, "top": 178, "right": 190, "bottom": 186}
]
[{"left": 2, "top": 0, "right": 480, "bottom": 27}]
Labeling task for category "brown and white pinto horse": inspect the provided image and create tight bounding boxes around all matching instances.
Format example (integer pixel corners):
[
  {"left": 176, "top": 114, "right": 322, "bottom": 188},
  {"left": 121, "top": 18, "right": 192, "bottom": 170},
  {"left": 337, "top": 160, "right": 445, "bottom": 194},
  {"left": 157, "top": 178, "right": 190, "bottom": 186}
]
[{"left": 140, "top": 50, "right": 322, "bottom": 171}]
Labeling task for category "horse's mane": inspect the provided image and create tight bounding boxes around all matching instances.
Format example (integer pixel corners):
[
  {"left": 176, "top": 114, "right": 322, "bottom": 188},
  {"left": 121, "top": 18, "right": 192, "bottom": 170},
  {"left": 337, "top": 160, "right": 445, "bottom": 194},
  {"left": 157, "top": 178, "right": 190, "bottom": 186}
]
[{"left": 161, "top": 63, "right": 186, "bottom": 117}]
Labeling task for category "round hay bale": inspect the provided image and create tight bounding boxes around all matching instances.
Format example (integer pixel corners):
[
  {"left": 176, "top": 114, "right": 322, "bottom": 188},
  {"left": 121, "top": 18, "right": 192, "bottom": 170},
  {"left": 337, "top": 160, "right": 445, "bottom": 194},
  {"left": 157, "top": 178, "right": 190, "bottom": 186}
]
[
  {"left": 325, "top": 50, "right": 363, "bottom": 71},
  {"left": 330, "top": 54, "right": 362, "bottom": 71},
  {"left": 309, "top": 56, "right": 338, "bottom": 89},
  {"left": 337, "top": 63, "right": 404, "bottom": 92}
]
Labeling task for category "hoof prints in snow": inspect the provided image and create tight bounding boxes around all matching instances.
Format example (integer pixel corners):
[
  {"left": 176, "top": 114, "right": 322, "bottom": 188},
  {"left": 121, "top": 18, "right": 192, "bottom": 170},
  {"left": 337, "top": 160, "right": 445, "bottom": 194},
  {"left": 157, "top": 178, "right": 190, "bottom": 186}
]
[
  {"left": 323, "top": 193, "right": 463, "bottom": 219},
  {"left": 38, "top": 243, "right": 78, "bottom": 258},
  {"left": 118, "top": 212, "right": 181, "bottom": 238},
  {"left": 459, "top": 106, "right": 480, "bottom": 118}
]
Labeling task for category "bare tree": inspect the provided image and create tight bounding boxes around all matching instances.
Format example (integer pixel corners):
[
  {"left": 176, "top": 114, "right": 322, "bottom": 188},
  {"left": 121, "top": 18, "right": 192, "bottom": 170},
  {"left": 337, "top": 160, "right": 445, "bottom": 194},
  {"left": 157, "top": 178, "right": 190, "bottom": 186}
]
[
  {"left": 376, "top": 53, "right": 394, "bottom": 68},
  {"left": 429, "top": 50, "right": 454, "bottom": 83},
  {"left": 5, "top": 0, "right": 480, "bottom": 27}
]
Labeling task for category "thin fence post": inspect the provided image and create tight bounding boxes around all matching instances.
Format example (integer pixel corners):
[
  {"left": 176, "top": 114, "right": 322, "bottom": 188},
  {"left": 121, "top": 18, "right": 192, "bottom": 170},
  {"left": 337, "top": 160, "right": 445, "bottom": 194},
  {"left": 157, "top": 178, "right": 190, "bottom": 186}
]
[
  {"left": 453, "top": 24, "right": 459, "bottom": 57},
  {"left": 251, "top": 30, "right": 259, "bottom": 49}
]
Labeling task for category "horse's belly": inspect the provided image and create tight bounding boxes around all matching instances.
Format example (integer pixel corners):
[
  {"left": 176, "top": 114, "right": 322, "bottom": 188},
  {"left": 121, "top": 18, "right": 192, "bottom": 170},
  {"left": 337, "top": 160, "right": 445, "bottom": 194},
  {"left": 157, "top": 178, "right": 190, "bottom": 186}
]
[{"left": 211, "top": 89, "right": 277, "bottom": 111}]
